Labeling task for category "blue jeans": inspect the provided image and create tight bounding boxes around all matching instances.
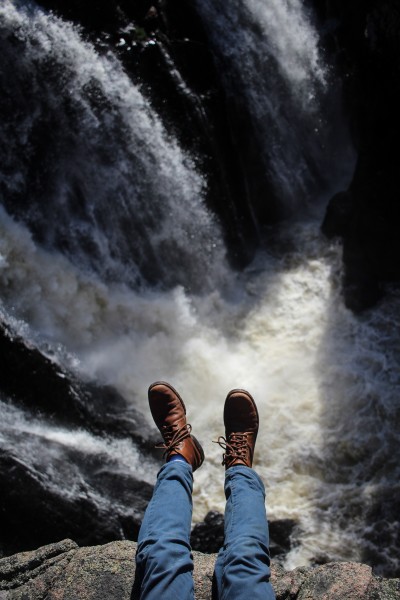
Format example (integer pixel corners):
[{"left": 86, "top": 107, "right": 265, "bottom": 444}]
[{"left": 135, "top": 461, "right": 275, "bottom": 600}]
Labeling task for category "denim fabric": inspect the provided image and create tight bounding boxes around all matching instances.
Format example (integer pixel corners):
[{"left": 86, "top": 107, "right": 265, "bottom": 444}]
[
  {"left": 135, "top": 461, "right": 195, "bottom": 600},
  {"left": 213, "top": 466, "right": 275, "bottom": 600},
  {"left": 135, "top": 462, "right": 275, "bottom": 600}
]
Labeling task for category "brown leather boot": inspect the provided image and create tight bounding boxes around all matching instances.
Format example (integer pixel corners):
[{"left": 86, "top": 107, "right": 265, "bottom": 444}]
[
  {"left": 216, "top": 389, "right": 259, "bottom": 469},
  {"left": 148, "top": 381, "right": 204, "bottom": 471}
]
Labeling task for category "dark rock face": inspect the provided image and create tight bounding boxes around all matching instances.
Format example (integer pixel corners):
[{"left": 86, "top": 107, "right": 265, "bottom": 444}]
[
  {"left": 319, "top": 0, "right": 400, "bottom": 310},
  {"left": 191, "top": 511, "right": 225, "bottom": 554},
  {"left": 269, "top": 519, "right": 298, "bottom": 559},
  {"left": 0, "top": 320, "right": 154, "bottom": 445},
  {"left": 0, "top": 449, "right": 153, "bottom": 557},
  {"left": 0, "top": 319, "right": 155, "bottom": 556},
  {"left": 321, "top": 191, "right": 353, "bottom": 239},
  {"left": 1, "top": 539, "right": 399, "bottom": 600},
  {"left": 191, "top": 511, "right": 297, "bottom": 560}
]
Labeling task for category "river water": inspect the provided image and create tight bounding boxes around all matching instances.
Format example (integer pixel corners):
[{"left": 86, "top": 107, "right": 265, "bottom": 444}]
[{"left": 1, "top": 0, "right": 399, "bottom": 575}]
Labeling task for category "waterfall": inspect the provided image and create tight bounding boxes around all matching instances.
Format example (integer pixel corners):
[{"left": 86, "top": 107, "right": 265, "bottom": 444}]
[
  {"left": 0, "top": 0, "right": 226, "bottom": 292},
  {"left": 1, "top": 0, "right": 399, "bottom": 577},
  {"left": 193, "top": 0, "right": 334, "bottom": 214}
]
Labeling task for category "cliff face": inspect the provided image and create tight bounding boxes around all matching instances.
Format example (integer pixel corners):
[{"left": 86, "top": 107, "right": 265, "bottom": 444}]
[
  {"left": 0, "top": 539, "right": 399, "bottom": 600},
  {"left": 319, "top": 0, "right": 400, "bottom": 310},
  {"left": 30, "top": 0, "right": 400, "bottom": 310},
  {"left": 0, "top": 319, "right": 154, "bottom": 556}
]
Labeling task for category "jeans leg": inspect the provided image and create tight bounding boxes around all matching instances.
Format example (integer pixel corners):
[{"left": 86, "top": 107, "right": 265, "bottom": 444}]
[
  {"left": 135, "top": 461, "right": 195, "bottom": 600},
  {"left": 213, "top": 466, "right": 275, "bottom": 600}
]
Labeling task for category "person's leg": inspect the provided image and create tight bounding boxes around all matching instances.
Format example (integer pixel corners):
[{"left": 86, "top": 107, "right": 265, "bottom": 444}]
[
  {"left": 135, "top": 382, "right": 204, "bottom": 600},
  {"left": 136, "top": 460, "right": 195, "bottom": 600},
  {"left": 213, "top": 389, "right": 275, "bottom": 600},
  {"left": 213, "top": 466, "right": 275, "bottom": 600}
]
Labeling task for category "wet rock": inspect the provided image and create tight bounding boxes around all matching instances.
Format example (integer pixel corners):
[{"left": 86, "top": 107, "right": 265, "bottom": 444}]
[
  {"left": 0, "top": 447, "right": 153, "bottom": 557},
  {"left": 269, "top": 519, "right": 298, "bottom": 558},
  {"left": 321, "top": 191, "right": 354, "bottom": 239},
  {"left": 341, "top": 237, "right": 383, "bottom": 312},
  {"left": 362, "top": 487, "right": 400, "bottom": 576},
  {"left": 0, "top": 318, "right": 155, "bottom": 555},
  {"left": 191, "top": 511, "right": 225, "bottom": 553},
  {"left": 1, "top": 540, "right": 399, "bottom": 599},
  {"left": 32, "top": 0, "right": 150, "bottom": 35},
  {"left": 191, "top": 512, "right": 297, "bottom": 558},
  {"left": 342, "top": 277, "right": 383, "bottom": 313},
  {"left": 0, "top": 319, "right": 155, "bottom": 447},
  {"left": 317, "top": 0, "right": 400, "bottom": 308}
]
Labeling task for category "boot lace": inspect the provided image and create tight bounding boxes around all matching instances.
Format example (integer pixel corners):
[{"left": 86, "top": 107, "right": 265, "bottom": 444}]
[
  {"left": 156, "top": 423, "right": 192, "bottom": 458},
  {"left": 213, "top": 433, "right": 248, "bottom": 466}
]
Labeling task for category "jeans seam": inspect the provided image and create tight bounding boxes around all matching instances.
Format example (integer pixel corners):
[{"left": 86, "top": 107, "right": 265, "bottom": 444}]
[{"left": 221, "top": 472, "right": 236, "bottom": 586}]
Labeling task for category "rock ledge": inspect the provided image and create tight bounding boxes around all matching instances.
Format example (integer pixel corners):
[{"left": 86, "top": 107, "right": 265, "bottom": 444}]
[{"left": 1, "top": 540, "right": 399, "bottom": 599}]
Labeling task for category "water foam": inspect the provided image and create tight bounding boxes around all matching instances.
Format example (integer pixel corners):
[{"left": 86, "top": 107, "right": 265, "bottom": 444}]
[
  {"left": 0, "top": 0, "right": 226, "bottom": 291},
  {"left": 193, "top": 0, "right": 336, "bottom": 213},
  {"left": 2, "top": 208, "right": 400, "bottom": 572},
  {"left": 0, "top": 398, "right": 156, "bottom": 486},
  {"left": 196, "top": 0, "right": 326, "bottom": 98}
]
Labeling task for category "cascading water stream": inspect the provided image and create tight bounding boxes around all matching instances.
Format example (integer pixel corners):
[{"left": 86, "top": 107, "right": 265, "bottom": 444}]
[
  {"left": 0, "top": 0, "right": 399, "bottom": 577},
  {"left": 0, "top": 0, "right": 226, "bottom": 292},
  {"left": 193, "top": 0, "right": 335, "bottom": 214}
]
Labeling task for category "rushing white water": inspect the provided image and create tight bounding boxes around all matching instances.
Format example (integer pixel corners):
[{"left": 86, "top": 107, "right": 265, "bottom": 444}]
[
  {"left": 0, "top": 398, "right": 155, "bottom": 492},
  {"left": 196, "top": 0, "right": 327, "bottom": 97},
  {"left": 193, "top": 0, "right": 338, "bottom": 212},
  {"left": 0, "top": 0, "right": 226, "bottom": 291},
  {"left": 1, "top": 208, "right": 400, "bottom": 573},
  {"left": 1, "top": 0, "right": 399, "bottom": 578}
]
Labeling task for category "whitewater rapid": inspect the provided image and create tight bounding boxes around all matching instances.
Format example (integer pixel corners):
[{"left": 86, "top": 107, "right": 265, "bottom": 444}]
[
  {"left": 0, "top": 0, "right": 226, "bottom": 291},
  {"left": 193, "top": 0, "right": 338, "bottom": 213},
  {"left": 1, "top": 208, "right": 400, "bottom": 572}
]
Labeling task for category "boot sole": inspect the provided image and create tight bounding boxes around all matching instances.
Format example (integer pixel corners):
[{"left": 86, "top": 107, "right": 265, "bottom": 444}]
[{"left": 191, "top": 434, "right": 205, "bottom": 468}]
